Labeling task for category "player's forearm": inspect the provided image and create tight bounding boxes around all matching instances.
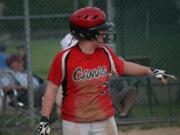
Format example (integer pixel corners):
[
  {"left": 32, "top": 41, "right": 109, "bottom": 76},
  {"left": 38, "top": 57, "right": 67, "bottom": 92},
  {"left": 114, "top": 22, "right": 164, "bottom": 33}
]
[
  {"left": 41, "top": 81, "right": 59, "bottom": 117},
  {"left": 124, "top": 61, "right": 152, "bottom": 76}
]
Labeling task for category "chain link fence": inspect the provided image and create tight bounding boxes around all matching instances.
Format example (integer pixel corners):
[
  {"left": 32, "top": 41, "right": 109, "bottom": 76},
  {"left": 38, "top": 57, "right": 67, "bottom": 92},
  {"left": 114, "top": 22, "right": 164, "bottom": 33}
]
[
  {"left": 114, "top": 0, "right": 180, "bottom": 76},
  {"left": 0, "top": 0, "right": 180, "bottom": 132}
]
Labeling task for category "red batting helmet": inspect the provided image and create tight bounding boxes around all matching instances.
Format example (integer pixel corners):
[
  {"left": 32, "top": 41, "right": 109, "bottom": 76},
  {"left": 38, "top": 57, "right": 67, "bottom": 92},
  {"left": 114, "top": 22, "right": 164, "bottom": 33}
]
[{"left": 69, "top": 6, "right": 115, "bottom": 43}]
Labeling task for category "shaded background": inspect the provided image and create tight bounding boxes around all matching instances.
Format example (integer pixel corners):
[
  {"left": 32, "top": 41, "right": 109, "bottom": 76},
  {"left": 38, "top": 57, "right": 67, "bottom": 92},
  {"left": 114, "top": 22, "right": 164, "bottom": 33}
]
[
  {"left": 0, "top": 0, "right": 180, "bottom": 133},
  {"left": 0, "top": 0, "right": 180, "bottom": 77}
]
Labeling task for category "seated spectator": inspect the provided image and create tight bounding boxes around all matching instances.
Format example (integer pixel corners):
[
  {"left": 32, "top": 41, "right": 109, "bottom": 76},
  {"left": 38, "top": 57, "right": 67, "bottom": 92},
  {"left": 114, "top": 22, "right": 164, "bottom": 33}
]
[
  {"left": 16, "top": 44, "right": 26, "bottom": 70},
  {"left": 0, "top": 44, "right": 9, "bottom": 70},
  {"left": 110, "top": 78, "right": 137, "bottom": 118},
  {"left": 0, "top": 54, "right": 45, "bottom": 108},
  {"left": 7, "top": 54, "right": 40, "bottom": 89}
]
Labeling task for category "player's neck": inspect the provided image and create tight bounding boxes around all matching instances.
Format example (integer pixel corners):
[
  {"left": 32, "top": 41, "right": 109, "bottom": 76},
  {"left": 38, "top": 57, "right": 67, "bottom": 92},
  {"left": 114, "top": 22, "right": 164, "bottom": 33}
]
[{"left": 78, "top": 41, "right": 97, "bottom": 54}]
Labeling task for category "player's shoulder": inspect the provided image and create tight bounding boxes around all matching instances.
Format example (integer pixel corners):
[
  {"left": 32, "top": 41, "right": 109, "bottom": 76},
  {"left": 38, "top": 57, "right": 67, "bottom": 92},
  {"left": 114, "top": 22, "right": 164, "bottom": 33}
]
[
  {"left": 58, "top": 46, "right": 74, "bottom": 55},
  {"left": 102, "top": 44, "right": 125, "bottom": 60},
  {"left": 54, "top": 46, "right": 76, "bottom": 59},
  {"left": 102, "top": 44, "right": 110, "bottom": 49},
  {"left": 102, "top": 44, "right": 115, "bottom": 54}
]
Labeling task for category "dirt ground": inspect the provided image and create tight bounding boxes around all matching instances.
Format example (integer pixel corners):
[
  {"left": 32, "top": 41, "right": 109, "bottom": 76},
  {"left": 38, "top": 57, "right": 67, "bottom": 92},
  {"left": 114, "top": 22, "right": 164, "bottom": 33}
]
[{"left": 119, "top": 127, "right": 180, "bottom": 135}]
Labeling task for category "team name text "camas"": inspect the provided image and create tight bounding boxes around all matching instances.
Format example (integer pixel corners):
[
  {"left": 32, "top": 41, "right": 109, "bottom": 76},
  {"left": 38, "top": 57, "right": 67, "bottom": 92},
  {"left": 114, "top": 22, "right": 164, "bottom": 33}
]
[{"left": 73, "top": 66, "right": 108, "bottom": 81}]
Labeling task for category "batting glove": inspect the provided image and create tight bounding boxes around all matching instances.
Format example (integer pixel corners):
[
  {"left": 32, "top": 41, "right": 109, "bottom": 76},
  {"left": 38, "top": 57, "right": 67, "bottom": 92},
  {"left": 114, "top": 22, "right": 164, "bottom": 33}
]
[
  {"left": 36, "top": 116, "right": 51, "bottom": 135},
  {"left": 152, "top": 68, "right": 176, "bottom": 84}
]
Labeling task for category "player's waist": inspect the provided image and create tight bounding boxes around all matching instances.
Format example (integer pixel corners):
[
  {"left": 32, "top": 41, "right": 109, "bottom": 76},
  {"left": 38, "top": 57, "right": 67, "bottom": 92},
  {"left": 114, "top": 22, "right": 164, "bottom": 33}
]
[{"left": 61, "top": 108, "right": 114, "bottom": 123}]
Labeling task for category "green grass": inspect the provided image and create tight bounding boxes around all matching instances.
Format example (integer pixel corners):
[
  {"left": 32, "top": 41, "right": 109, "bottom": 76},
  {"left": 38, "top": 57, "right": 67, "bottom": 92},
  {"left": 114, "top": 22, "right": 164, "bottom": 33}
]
[
  {"left": 113, "top": 103, "right": 180, "bottom": 119},
  {"left": 31, "top": 39, "right": 60, "bottom": 78},
  {"left": 130, "top": 104, "right": 180, "bottom": 118},
  {"left": 6, "top": 39, "right": 60, "bottom": 79}
]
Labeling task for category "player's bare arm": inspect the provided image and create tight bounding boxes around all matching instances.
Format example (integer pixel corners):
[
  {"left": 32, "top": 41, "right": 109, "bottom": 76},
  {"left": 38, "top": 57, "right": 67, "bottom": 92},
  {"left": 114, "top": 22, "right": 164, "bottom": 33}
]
[
  {"left": 124, "top": 61, "right": 152, "bottom": 76},
  {"left": 124, "top": 61, "right": 176, "bottom": 84},
  {"left": 42, "top": 81, "right": 59, "bottom": 117},
  {"left": 36, "top": 81, "right": 58, "bottom": 135}
]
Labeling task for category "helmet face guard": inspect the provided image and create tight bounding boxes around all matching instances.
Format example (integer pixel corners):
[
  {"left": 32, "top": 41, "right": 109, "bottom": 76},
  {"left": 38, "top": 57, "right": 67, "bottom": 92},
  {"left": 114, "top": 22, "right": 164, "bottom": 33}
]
[
  {"left": 69, "top": 7, "right": 116, "bottom": 44},
  {"left": 90, "top": 23, "right": 116, "bottom": 44},
  {"left": 70, "top": 22, "right": 116, "bottom": 44},
  {"left": 96, "top": 30, "right": 116, "bottom": 44}
]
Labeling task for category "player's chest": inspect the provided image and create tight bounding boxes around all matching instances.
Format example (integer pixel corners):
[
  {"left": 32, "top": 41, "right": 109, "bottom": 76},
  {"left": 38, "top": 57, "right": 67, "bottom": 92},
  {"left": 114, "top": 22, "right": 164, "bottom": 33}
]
[{"left": 66, "top": 53, "right": 110, "bottom": 81}]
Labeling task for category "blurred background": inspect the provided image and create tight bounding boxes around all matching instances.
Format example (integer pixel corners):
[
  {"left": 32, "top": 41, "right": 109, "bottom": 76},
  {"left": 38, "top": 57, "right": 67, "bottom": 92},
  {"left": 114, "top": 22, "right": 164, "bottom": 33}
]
[{"left": 0, "top": 0, "right": 180, "bottom": 134}]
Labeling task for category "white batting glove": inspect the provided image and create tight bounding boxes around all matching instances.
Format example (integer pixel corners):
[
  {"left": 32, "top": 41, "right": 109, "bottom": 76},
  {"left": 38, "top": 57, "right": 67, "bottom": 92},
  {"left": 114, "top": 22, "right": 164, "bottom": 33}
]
[
  {"left": 36, "top": 116, "right": 51, "bottom": 135},
  {"left": 152, "top": 68, "right": 176, "bottom": 84}
]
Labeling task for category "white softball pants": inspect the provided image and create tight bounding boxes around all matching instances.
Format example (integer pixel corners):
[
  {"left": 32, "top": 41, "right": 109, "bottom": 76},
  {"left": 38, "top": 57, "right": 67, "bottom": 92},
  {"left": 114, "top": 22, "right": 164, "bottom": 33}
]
[{"left": 62, "top": 116, "right": 119, "bottom": 135}]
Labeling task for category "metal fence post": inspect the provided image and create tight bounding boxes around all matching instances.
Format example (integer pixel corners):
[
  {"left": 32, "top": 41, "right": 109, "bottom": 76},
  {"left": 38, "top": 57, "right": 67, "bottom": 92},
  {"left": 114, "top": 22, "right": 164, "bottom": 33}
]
[
  {"left": 23, "top": 0, "right": 35, "bottom": 128},
  {"left": 74, "top": 0, "right": 78, "bottom": 10},
  {"left": 167, "top": 85, "right": 173, "bottom": 116},
  {"left": 147, "top": 78, "right": 154, "bottom": 116},
  {"left": 118, "top": 0, "right": 125, "bottom": 57},
  {"left": 106, "top": 0, "right": 113, "bottom": 22},
  {"left": 145, "top": 0, "right": 150, "bottom": 44},
  {"left": 88, "top": 0, "right": 94, "bottom": 6}
]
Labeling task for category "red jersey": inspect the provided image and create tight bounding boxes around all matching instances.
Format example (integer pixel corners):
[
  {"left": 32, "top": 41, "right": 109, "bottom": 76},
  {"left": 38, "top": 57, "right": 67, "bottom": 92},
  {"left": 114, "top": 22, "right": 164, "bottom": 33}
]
[{"left": 48, "top": 45, "right": 124, "bottom": 122}]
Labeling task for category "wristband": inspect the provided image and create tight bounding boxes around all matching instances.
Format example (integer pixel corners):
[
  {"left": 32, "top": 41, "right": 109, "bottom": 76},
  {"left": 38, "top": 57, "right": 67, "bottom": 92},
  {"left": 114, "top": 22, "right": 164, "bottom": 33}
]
[{"left": 40, "top": 116, "right": 49, "bottom": 122}]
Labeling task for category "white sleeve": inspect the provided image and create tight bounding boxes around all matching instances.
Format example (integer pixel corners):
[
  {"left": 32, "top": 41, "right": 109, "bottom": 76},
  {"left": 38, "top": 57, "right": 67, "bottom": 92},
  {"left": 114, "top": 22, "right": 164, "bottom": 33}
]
[{"left": 60, "top": 33, "right": 78, "bottom": 50}]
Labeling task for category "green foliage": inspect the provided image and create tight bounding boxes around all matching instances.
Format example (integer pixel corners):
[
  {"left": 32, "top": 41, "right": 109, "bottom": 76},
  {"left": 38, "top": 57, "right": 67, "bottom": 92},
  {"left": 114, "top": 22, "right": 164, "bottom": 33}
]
[{"left": 31, "top": 39, "right": 60, "bottom": 78}]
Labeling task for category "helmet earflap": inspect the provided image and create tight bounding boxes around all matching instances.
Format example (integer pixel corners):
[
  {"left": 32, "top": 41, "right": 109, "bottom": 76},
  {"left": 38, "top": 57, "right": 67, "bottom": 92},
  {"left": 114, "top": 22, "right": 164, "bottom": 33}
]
[{"left": 70, "top": 24, "right": 99, "bottom": 40}]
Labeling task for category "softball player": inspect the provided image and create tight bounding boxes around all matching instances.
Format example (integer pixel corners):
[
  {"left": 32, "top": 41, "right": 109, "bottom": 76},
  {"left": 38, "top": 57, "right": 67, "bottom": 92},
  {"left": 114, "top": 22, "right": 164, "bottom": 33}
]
[{"left": 36, "top": 6, "right": 176, "bottom": 135}]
